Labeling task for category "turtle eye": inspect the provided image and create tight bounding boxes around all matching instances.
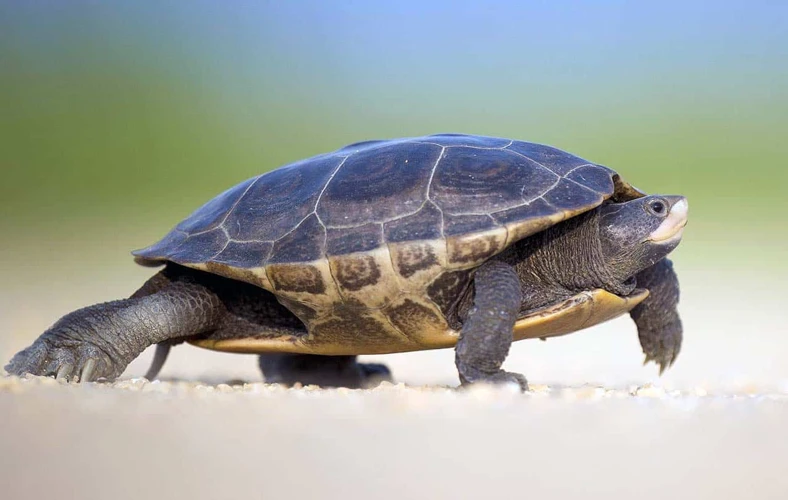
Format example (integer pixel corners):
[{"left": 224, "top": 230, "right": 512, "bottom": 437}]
[{"left": 646, "top": 198, "right": 668, "bottom": 217}]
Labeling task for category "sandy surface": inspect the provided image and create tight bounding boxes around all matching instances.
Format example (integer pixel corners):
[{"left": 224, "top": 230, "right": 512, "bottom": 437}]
[
  {"left": 2, "top": 264, "right": 788, "bottom": 499},
  {"left": 1, "top": 376, "right": 787, "bottom": 500}
]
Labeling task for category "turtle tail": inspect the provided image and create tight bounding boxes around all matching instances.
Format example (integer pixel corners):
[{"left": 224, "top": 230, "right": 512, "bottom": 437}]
[{"left": 144, "top": 343, "right": 171, "bottom": 380}]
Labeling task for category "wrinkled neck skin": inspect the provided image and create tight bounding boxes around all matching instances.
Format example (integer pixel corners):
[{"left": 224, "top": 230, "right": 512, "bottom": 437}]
[{"left": 499, "top": 209, "right": 637, "bottom": 314}]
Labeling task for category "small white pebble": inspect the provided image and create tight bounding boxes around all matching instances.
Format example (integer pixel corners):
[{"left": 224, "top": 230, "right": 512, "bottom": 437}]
[
  {"left": 634, "top": 384, "right": 667, "bottom": 398},
  {"left": 573, "top": 385, "right": 607, "bottom": 400},
  {"left": 113, "top": 378, "right": 148, "bottom": 391}
]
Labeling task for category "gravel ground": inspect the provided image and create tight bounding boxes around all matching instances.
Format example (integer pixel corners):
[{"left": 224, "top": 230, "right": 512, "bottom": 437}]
[
  {"left": 2, "top": 265, "right": 787, "bottom": 500},
  {"left": 2, "top": 375, "right": 788, "bottom": 500}
]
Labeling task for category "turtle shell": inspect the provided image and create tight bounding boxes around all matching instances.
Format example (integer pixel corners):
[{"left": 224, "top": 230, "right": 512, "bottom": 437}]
[{"left": 133, "top": 134, "right": 645, "bottom": 354}]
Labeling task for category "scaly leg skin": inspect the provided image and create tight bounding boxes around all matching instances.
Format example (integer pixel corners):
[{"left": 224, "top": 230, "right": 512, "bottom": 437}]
[
  {"left": 455, "top": 260, "right": 528, "bottom": 391},
  {"left": 258, "top": 354, "right": 392, "bottom": 389},
  {"left": 4, "top": 273, "right": 226, "bottom": 383},
  {"left": 630, "top": 258, "right": 682, "bottom": 374}
]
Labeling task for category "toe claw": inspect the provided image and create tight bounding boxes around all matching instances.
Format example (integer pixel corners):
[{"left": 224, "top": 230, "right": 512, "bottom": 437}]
[
  {"left": 80, "top": 359, "right": 97, "bottom": 383},
  {"left": 6, "top": 336, "right": 121, "bottom": 381},
  {"left": 56, "top": 363, "right": 74, "bottom": 381}
]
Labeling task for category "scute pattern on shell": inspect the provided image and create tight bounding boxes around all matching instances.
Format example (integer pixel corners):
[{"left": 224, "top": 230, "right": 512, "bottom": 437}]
[{"left": 134, "top": 134, "right": 624, "bottom": 274}]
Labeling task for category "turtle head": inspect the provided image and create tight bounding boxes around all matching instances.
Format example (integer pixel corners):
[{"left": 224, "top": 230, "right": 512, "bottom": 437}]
[{"left": 597, "top": 195, "right": 688, "bottom": 278}]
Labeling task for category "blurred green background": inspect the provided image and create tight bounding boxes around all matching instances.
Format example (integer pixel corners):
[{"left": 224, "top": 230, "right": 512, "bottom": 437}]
[
  {"left": 1, "top": 1, "right": 786, "bottom": 387},
  {"left": 2, "top": 1, "right": 786, "bottom": 261}
]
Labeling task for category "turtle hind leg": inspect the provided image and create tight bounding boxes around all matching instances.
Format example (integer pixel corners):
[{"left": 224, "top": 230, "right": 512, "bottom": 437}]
[
  {"left": 258, "top": 354, "right": 392, "bottom": 389},
  {"left": 5, "top": 269, "right": 227, "bottom": 382}
]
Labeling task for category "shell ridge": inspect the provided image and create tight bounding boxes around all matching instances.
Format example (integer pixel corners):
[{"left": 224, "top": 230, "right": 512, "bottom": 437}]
[
  {"left": 411, "top": 141, "right": 446, "bottom": 148},
  {"left": 417, "top": 135, "right": 514, "bottom": 150},
  {"left": 430, "top": 139, "right": 513, "bottom": 151}
]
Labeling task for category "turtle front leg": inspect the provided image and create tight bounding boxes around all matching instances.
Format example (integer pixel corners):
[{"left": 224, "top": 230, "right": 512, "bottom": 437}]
[
  {"left": 455, "top": 260, "right": 528, "bottom": 391},
  {"left": 5, "top": 274, "right": 226, "bottom": 382},
  {"left": 630, "top": 258, "right": 683, "bottom": 374}
]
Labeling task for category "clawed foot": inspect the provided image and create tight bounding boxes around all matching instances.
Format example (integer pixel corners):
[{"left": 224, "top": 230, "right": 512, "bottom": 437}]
[
  {"left": 640, "top": 324, "right": 681, "bottom": 375},
  {"left": 460, "top": 369, "right": 529, "bottom": 392},
  {"left": 5, "top": 338, "right": 122, "bottom": 383},
  {"left": 642, "top": 345, "right": 679, "bottom": 375}
]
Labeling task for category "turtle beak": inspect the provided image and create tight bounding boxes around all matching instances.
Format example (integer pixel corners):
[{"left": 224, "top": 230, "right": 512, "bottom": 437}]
[{"left": 647, "top": 196, "right": 688, "bottom": 244}]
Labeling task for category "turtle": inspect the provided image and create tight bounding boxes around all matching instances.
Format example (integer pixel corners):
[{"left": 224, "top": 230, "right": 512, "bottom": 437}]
[{"left": 5, "top": 134, "right": 687, "bottom": 390}]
